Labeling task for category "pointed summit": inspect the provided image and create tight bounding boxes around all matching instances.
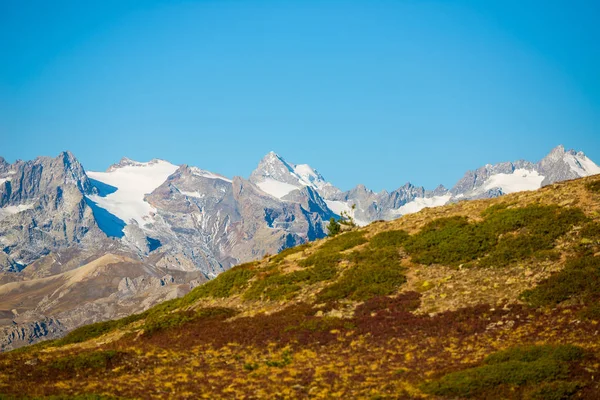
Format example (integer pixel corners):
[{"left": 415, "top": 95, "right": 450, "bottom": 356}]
[
  {"left": 248, "top": 152, "right": 339, "bottom": 200},
  {"left": 537, "top": 145, "right": 600, "bottom": 185}
]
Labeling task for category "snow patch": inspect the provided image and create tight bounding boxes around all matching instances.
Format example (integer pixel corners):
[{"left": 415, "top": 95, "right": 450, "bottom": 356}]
[
  {"left": 293, "top": 164, "right": 327, "bottom": 189},
  {"left": 482, "top": 169, "right": 545, "bottom": 194},
  {"left": 179, "top": 190, "right": 205, "bottom": 199},
  {"left": 564, "top": 153, "right": 600, "bottom": 177},
  {"left": 256, "top": 179, "right": 300, "bottom": 199},
  {"left": 0, "top": 203, "right": 36, "bottom": 220},
  {"left": 324, "top": 200, "right": 369, "bottom": 227},
  {"left": 87, "top": 159, "right": 179, "bottom": 227},
  {"left": 189, "top": 166, "right": 232, "bottom": 183},
  {"left": 324, "top": 200, "right": 351, "bottom": 215},
  {"left": 392, "top": 195, "right": 451, "bottom": 216}
]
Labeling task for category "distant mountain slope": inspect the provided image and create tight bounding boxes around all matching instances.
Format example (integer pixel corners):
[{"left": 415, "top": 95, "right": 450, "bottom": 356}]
[{"left": 3, "top": 173, "right": 600, "bottom": 399}]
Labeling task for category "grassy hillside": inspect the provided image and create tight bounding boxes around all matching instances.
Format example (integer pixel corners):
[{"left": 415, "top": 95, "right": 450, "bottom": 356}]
[{"left": 2, "top": 175, "right": 600, "bottom": 399}]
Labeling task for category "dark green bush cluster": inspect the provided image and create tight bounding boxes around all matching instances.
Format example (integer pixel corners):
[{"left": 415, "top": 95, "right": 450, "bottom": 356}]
[
  {"left": 299, "top": 231, "right": 367, "bottom": 268},
  {"left": 265, "top": 350, "right": 293, "bottom": 368},
  {"left": 521, "top": 255, "right": 600, "bottom": 307},
  {"left": 480, "top": 205, "right": 586, "bottom": 267},
  {"left": 484, "top": 344, "right": 584, "bottom": 364},
  {"left": 55, "top": 313, "right": 146, "bottom": 346},
  {"left": 143, "top": 307, "right": 236, "bottom": 336},
  {"left": 242, "top": 232, "right": 367, "bottom": 301},
  {"left": 368, "top": 230, "right": 409, "bottom": 249},
  {"left": 421, "top": 344, "right": 584, "bottom": 398},
  {"left": 49, "top": 350, "right": 118, "bottom": 371},
  {"left": 581, "top": 221, "right": 600, "bottom": 240},
  {"left": 404, "top": 216, "right": 493, "bottom": 265},
  {"left": 585, "top": 180, "right": 600, "bottom": 194},
  {"left": 243, "top": 262, "right": 338, "bottom": 301},
  {"left": 317, "top": 247, "right": 406, "bottom": 301},
  {"left": 187, "top": 262, "right": 257, "bottom": 300},
  {"left": 405, "top": 204, "right": 586, "bottom": 267},
  {"left": 143, "top": 311, "right": 196, "bottom": 336},
  {"left": 524, "top": 381, "right": 582, "bottom": 400}
]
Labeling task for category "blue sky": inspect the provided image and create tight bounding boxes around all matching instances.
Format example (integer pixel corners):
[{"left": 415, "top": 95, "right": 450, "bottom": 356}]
[{"left": 1, "top": 0, "right": 599, "bottom": 191}]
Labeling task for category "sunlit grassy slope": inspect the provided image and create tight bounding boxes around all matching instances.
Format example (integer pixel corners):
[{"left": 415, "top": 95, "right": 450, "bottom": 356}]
[{"left": 2, "top": 175, "right": 600, "bottom": 399}]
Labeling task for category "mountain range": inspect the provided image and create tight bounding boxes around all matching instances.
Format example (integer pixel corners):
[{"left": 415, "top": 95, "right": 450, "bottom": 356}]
[{"left": 0, "top": 144, "right": 598, "bottom": 350}]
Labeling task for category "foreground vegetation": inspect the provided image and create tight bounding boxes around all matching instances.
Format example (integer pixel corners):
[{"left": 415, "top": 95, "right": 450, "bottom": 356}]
[{"left": 1, "top": 175, "right": 600, "bottom": 399}]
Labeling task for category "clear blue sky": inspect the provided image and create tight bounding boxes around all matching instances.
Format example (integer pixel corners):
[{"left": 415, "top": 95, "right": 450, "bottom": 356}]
[{"left": 1, "top": 0, "right": 599, "bottom": 191}]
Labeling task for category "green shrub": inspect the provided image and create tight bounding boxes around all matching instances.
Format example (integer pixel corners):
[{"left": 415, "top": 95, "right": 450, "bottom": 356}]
[
  {"left": 404, "top": 216, "right": 494, "bottom": 265},
  {"left": 265, "top": 350, "right": 292, "bottom": 368},
  {"left": 579, "top": 304, "right": 600, "bottom": 321},
  {"left": 484, "top": 345, "right": 584, "bottom": 364},
  {"left": 524, "top": 381, "right": 583, "bottom": 400},
  {"left": 143, "top": 307, "right": 236, "bottom": 336},
  {"left": 300, "top": 231, "right": 367, "bottom": 268},
  {"left": 188, "top": 262, "right": 257, "bottom": 300},
  {"left": 49, "top": 350, "right": 118, "bottom": 371},
  {"left": 580, "top": 222, "right": 600, "bottom": 243},
  {"left": 242, "top": 233, "right": 367, "bottom": 301},
  {"left": 317, "top": 247, "right": 405, "bottom": 301},
  {"left": 585, "top": 180, "right": 600, "bottom": 194},
  {"left": 405, "top": 204, "right": 586, "bottom": 267},
  {"left": 368, "top": 230, "right": 409, "bottom": 249},
  {"left": 55, "top": 313, "right": 146, "bottom": 346},
  {"left": 421, "top": 344, "right": 584, "bottom": 398},
  {"left": 422, "top": 359, "right": 568, "bottom": 398},
  {"left": 521, "top": 255, "right": 600, "bottom": 307},
  {"left": 243, "top": 261, "right": 338, "bottom": 301},
  {"left": 327, "top": 217, "right": 341, "bottom": 236}
]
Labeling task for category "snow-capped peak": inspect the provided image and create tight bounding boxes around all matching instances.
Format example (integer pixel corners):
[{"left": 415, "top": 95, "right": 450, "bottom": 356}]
[
  {"left": 562, "top": 149, "right": 600, "bottom": 177},
  {"left": 249, "top": 152, "right": 336, "bottom": 199},
  {"left": 87, "top": 158, "right": 179, "bottom": 227}
]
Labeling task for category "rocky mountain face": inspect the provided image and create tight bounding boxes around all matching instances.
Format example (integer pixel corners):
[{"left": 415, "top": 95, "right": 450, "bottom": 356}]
[
  {"left": 0, "top": 144, "right": 598, "bottom": 350},
  {"left": 0, "top": 152, "right": 106, "bottom": 271},
  {"left": 142, "top": 166, "right": 326, "bottom": 277}
]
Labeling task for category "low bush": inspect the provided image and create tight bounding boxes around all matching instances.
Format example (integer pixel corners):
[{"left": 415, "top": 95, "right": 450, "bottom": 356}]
[
  {"left": 405, "top": 204, "right": 587, "bottom": 267},
  {"left": 243, "top": 261, "right": 338, "bottom": 301},
  {"left": 421, "top": 344, "right": 584, "bottom": 398},
  {"left": 404, "top": 216, "right": 493, "bottom": 265},
  {"left": 520, "top": 255, "right": 600, "bottom": 307},
  {"left": 143, "top": 307, "right": 236, "bottom": 337},
  {"left": 242, "top": 234, "right": 366, "bottom": 301},
  {"left": 187, "top": 262, "right": 257, "bottom": 300},
  {"left": 317, "top": 247, "right": 406, "bottom": 302},
  {"left": 299, "top": 231, "right": 367, "bottom": 268},
  {"left": 484, "top": 345, "right": 584, "bottom": 364},
  {"left": 524, "top": 381, "right": 583, "bottom": 400},
  {"left": 368, "top": 230, "right": 409, "bottom": 249},
  {"left": 49, "top": 350, "right": 119, "bottom": 371},
  {"left": 55, "top": 313, "right": 146, "bottom": 346},
  {"left": 585, "top": 180, "right": 600, "bottom": 194}
]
